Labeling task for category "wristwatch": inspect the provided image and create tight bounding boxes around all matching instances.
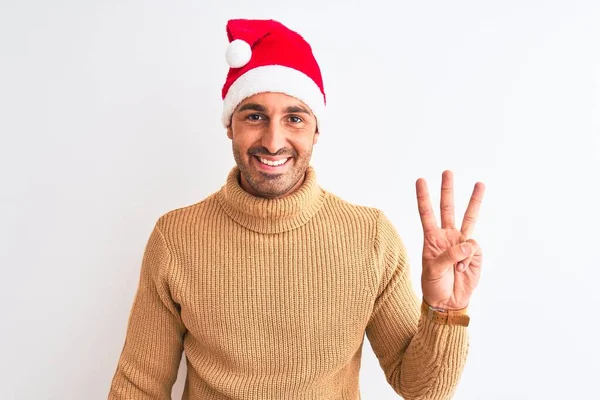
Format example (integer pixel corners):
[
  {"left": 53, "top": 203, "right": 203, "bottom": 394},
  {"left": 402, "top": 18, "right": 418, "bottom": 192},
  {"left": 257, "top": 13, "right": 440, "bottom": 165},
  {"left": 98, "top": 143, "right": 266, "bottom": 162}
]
[{"left": 421, "top": 298, "right": 470, "bottom": 327}]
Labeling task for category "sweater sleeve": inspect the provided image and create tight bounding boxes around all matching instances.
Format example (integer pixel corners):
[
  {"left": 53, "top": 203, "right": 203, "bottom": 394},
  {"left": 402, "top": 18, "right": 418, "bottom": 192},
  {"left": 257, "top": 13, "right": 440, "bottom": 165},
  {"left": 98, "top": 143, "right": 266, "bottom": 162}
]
[
  {"left": 365, "top": 211, "right": 469, "bottom": 400},
  {"left": 108, "top": 219, "right": 187, "bottom": 399}
]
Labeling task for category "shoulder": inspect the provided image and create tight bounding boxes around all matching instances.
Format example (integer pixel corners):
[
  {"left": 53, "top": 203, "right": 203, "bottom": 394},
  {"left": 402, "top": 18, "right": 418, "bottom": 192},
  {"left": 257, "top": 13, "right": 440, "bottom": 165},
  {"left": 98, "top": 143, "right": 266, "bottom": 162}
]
[
  {"left": 323, "top": 191, "right": 405, "bottom": 254},
  {"left": 323, "top": 191, "right": 408, "bottom": 287},
  {"left": 153, "top": 191, "right": 221, "bottom": 234},
  {"left": 322, "top": 190, "right": 401, "bottom": 229},
  {"left": 320, "top": 190, "right": 403, "bottom": 245},
  {"left": 322, "top": 190, "right": 381, "bottom": 225}
]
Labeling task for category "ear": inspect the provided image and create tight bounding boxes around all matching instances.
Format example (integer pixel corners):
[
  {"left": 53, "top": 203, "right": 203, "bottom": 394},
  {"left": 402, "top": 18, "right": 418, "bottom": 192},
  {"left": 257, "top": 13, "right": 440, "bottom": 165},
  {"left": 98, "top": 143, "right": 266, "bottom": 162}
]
[
  {"left": 313, "top": 128, "right": 320, "bottom": 145},
  {"left": 227, "top": 125, "right": 233, "bottom": 140}
]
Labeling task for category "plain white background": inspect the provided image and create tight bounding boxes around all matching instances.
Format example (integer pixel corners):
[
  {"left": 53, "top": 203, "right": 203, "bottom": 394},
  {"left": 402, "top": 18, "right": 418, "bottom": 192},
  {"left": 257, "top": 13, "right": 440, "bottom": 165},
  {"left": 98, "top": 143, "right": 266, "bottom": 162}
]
[{"left": 1, "top": 0, "right": 599, "bottom": 399}]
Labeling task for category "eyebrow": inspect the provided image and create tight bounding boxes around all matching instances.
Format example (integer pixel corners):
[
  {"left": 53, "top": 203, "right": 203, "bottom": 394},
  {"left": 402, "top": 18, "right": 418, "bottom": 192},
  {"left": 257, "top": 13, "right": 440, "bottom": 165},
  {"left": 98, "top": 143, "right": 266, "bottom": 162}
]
[
  {"left": 235, "top": 103, "right": 312, "bottom": 115},
  {"left": 236, "top": 103, "right": 267, "bottom": 113},
  {"left": 284, "top": 105, "right": 311, "bottom": 115}
]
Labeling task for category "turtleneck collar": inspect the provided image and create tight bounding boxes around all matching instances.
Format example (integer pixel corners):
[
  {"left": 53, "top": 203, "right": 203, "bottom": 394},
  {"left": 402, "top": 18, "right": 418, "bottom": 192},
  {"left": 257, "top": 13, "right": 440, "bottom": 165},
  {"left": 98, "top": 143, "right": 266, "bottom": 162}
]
[{"left": 216, "top": 165, "right": 327, "bottom": 234}]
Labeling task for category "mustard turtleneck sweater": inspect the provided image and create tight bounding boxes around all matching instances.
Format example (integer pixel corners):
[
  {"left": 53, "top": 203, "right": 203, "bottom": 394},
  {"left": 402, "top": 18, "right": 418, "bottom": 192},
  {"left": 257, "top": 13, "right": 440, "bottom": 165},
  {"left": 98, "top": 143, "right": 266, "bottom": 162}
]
[{"left": 108, "top": 166, "right": 469, "bottom": 400}]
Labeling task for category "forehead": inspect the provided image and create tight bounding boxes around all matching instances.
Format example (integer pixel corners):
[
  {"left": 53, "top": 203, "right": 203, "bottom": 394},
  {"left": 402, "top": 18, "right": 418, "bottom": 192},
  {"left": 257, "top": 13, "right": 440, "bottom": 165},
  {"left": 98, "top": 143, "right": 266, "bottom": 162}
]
[{"left": 236, "top": 92, "right": 311, "bottom": 112}]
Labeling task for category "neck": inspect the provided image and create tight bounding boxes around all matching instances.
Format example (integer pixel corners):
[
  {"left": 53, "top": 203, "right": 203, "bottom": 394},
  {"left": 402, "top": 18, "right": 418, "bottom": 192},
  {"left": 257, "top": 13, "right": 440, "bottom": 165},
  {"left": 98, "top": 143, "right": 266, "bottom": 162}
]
[{"left": 216, "top": 165, "right": 327, "bottom": 234}]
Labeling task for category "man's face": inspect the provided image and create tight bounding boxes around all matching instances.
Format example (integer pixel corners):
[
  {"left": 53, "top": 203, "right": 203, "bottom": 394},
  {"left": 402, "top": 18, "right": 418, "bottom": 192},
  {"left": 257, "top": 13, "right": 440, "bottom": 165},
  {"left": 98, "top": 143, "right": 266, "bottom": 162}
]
[{"left": 227, "top": 92, "right": 319, "bottom": 199}]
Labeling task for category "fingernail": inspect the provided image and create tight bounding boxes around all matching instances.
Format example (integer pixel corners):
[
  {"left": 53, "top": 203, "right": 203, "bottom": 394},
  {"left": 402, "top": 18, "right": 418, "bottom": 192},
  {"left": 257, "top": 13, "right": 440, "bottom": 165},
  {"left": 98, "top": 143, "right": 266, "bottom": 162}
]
[
  {"left": 457, "top": 262, "right": 464, "bottom": 272},
  {"left": 461, "top": 243, "right": 470, "bottom": 254}
]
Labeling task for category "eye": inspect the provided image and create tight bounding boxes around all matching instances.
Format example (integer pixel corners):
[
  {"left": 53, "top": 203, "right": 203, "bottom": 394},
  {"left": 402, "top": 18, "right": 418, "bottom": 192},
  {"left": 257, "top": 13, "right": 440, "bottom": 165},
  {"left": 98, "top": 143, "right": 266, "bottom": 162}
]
[
  {"left": 289, "top": 115, "right": 303, "bottom": 123},
  {"left": 248, "top": 114, "right": 262, "bottom": 120},
  {"left": 247, "top": 114, "right": 264, "bottom": 121}
]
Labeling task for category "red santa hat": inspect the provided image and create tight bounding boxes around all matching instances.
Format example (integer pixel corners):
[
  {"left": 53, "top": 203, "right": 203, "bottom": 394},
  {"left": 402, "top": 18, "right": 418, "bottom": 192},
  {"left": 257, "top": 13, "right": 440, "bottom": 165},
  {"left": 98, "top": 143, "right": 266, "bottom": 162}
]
[{"left": 221, "top": 19, "right": 326, "bottom": 129}]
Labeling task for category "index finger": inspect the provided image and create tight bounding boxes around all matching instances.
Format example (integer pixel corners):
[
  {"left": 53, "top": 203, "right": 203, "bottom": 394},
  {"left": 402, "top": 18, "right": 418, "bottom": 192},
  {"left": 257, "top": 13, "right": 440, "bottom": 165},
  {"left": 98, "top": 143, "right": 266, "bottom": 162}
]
[
  {"left": 460, "top": 182, "right": 485, "bottom": 238},
  {"left": 416, "top": 178, "right": 438, "bottom": 234}
]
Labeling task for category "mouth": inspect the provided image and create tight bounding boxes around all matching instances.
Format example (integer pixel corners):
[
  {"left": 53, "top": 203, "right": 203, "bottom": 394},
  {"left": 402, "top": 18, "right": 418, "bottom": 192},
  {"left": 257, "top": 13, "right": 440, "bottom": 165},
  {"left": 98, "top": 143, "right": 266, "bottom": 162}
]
[{"left": 252, "top": 155, "right": 291, "bottom": 171}]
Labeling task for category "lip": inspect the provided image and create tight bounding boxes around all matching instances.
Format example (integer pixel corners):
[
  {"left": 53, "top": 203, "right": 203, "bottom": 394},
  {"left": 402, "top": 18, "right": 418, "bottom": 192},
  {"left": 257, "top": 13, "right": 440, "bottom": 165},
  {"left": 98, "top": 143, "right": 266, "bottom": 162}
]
[
  {"left": 256, "top": 155, "right": 288, "bottom": 162},
  {"left": 253, "top": 155, "right": 291, "bottom": 171}
]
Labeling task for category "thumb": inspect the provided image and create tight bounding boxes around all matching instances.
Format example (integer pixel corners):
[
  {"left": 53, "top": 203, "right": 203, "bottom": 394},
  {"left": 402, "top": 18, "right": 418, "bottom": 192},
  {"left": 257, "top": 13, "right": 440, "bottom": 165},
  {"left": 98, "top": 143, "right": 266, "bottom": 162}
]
[{"left": 429, "top": 242, "right": 473, "bottom": 273}]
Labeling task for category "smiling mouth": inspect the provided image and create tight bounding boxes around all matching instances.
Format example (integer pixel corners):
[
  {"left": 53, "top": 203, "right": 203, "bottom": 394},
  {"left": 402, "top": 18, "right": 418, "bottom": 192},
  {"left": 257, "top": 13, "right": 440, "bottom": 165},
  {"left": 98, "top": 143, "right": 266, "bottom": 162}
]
[{"left": 254, "top": 156, "right": 291, "bottom": 167}]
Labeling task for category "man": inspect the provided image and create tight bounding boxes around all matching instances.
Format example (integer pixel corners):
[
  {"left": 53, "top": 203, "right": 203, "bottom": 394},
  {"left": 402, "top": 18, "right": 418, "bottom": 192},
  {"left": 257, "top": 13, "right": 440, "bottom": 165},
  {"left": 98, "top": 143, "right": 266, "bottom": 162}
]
[{"left": 108, "top": 18, "right": 485, "bottom": 400}]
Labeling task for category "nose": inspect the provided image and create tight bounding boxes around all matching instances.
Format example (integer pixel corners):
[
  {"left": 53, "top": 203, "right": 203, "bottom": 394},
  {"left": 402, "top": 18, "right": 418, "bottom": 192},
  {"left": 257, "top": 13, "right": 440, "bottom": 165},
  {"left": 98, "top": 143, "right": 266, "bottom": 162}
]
[{"left": 260, "top": 120, "right": 287, "bottom": 154}]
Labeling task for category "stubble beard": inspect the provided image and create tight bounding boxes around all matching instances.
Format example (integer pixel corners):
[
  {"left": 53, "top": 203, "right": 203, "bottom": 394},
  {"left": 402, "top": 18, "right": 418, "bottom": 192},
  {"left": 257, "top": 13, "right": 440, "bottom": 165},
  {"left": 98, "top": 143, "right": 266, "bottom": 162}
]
[{"left": 232, "top": 143, "right": 312, "bottom": 198}]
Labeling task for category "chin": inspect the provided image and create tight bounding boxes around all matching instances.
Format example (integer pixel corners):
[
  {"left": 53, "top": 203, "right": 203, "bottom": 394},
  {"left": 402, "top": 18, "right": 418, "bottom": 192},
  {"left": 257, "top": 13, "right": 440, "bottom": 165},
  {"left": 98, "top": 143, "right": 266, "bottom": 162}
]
[{"left": 253, "top": 177, "right": 294, "bottom": 197}]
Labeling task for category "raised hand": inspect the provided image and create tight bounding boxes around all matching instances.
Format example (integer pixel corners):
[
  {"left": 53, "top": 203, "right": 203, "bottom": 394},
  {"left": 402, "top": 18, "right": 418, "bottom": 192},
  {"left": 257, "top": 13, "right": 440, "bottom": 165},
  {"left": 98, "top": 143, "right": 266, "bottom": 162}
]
[{"left": 416, "top": 170, "right": 485, "bottom": 310}]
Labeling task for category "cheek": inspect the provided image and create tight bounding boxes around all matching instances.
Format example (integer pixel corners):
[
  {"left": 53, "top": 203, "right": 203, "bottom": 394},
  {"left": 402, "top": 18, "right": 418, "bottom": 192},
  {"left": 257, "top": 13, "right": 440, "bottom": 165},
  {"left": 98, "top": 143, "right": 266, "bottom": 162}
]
[
  {"left": 232, "top": 133, "right": 262, "bottom": 159},
  {"left": 230, "top": 123, "right": 255, "bottom": 149},
  {"left": 232, "top": 137, "right": 250, "bottom": 153},
  {"left": 290, "top": 136, "right": 316, "bottom": 154}
]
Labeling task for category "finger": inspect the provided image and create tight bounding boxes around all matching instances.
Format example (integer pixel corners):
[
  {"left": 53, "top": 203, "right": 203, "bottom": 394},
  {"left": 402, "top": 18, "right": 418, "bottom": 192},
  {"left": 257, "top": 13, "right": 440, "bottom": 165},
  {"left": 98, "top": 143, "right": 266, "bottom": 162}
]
[
  {"left": 460, "top": 181, "right": 486, "bottom": 238},
  {"left": 428, "top": 242, "right": 472, "bottom": 275},
  {"left": 440, "top": 170, "right": 455, "bottom": 229},
  {"left": 466, "top": 238, "right": 481, "bottom": 258},
  {"left": 458, "top": 239, "right": 481, "bottom": 272},
  {"left": 416, "top": 178, "right": 438, "bottom": 234}
]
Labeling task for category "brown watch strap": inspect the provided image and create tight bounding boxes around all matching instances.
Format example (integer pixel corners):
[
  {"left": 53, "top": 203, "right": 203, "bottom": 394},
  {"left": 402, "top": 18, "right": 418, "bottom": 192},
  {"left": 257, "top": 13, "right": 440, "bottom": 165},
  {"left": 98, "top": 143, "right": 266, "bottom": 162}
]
[{"left": 421, "top": 300, "right": 470, "bottom": 327}]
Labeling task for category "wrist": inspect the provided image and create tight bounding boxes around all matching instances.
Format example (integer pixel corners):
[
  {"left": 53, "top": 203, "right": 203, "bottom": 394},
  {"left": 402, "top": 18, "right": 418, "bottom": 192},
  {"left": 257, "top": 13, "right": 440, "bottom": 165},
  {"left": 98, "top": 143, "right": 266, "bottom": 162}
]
[
  {"left": 421, "top": 297, "right": 470, "bottom": 327},
  {"left": 422, "top": 297, "right": 469, "bottom": 312}
]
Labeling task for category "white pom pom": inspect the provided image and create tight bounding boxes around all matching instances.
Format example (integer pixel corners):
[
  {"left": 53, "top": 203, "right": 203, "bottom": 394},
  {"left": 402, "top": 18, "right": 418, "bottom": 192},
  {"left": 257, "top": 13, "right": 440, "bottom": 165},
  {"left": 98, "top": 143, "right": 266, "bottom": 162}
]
[{"left": 225, "top": 39, "right": 252, "bottom": 68}]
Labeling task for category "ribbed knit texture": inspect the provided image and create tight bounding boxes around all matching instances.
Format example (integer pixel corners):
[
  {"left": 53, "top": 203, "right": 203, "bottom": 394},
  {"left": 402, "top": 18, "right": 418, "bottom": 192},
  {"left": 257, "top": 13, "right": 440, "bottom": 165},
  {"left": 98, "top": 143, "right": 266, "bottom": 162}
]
[{"left": 108, "top": 166, "right": 469, "bottom": 400}]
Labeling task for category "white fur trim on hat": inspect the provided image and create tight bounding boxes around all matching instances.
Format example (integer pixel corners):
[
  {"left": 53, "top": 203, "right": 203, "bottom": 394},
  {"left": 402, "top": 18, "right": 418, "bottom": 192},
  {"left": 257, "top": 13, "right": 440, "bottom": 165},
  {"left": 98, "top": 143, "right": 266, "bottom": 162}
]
[{"left": 222, "top": 65, "right": 325, "bottom": 129}]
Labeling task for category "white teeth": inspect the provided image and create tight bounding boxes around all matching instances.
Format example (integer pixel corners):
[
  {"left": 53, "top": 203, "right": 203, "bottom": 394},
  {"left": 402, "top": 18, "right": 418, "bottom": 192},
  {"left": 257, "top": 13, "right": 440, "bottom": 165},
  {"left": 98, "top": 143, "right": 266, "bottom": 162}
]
[{"left": 258, "top": 157, "right": 288, "bottom": 166}]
